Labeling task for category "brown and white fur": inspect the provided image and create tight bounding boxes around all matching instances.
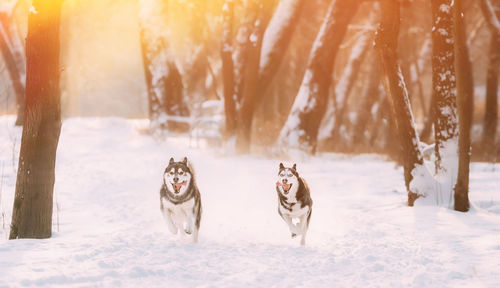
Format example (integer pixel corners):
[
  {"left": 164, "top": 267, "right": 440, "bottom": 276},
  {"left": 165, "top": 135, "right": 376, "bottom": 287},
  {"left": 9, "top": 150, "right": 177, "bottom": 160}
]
[
  {"left": 276, "top": 163, "right": 312, "bottom": 246},
  {"left": 160, "top": 157, "right": 202, "bottom": 243}
]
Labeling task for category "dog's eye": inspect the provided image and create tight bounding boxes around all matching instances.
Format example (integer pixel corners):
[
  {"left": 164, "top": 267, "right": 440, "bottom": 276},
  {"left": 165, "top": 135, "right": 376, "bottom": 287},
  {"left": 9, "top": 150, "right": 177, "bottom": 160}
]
[
  {"left": 179, "top": 171, "right": 184, "bottom": 176},
  {"left": 169, "top": 172, "right": 174, "bottom": 176},
  {"left": 288, "top": 174, "right": 293, "bottom": 177}
]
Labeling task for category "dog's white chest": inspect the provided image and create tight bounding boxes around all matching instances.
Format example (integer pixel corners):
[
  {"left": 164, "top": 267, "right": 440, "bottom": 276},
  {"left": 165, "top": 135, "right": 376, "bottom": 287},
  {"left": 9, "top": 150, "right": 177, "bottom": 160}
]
[
  {"left": 162, "top": 197, "right": 195, "bottom": 226},
  {"left": 280, "top": 201, "right": 309, "bottom": 218}
]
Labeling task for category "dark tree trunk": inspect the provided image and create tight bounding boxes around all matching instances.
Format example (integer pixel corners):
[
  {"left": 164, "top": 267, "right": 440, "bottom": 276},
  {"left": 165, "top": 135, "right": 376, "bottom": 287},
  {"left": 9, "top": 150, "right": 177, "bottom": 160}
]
[
  {"left": 431, "top": 0, "right": 458, "bottom": 176},
  {"left": 320, "top": 29, "right": 372, "bottom": 151},
  {"left": 257, "top": 0, "right": 306, "bottom": 96},
  {"left": 10, "top": 0, "right": 63, "bottom": 239},
  {"left": 479, "top": 0, "right": 500, "bottom": 160},
  {"left": 221, "top": 0, "right": 237, "bottom": 139},
  {"left": 375, "top": 0, "right": 423, "bottom": 206},
  {"left": 237, "top": 0, "right": 306, "bottom": 150},
  {"left": 235, "top": 0, "right": 270, "bottom": 153},
  {"left": 0, "top": 13, "right": 25, "bottom": 126},
  {"left": 419, "top": 91, "right": 435, "bottom": 142},
  {"left": 278, "top": 0, "right": 360, "bottom": 153},
  {"left": 482, "top": 34, "right": 499, "bottom": 159},
  {"left": 164, "top": 61, "right": 190, "bottom": 132},
  {"left": 352, "top": 56, "right": 381, "bottom": 148},
  {"left": 453, "top": 0, "right": 473, "bottom": 212}
]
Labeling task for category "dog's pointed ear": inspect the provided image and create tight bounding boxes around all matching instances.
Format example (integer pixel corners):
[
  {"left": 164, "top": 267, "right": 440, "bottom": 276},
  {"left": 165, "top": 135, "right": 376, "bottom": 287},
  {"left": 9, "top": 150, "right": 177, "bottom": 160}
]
[
  {"left": 183, "top": 157, "right": 188, "bottom": 164},
  {"left": 292, "top": 163, "right": 297, "bottom": 171},
  {"left": 279, "top": 163, "right": 285, "bottom": 170},
  {"left": 169, "top": 157, "right": 175, "bottom": 164}
]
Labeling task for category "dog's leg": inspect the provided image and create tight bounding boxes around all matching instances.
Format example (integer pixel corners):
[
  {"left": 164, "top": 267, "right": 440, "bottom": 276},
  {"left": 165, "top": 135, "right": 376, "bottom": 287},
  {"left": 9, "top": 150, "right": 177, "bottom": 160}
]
[
  {"left": 282, "top": 215, "right": 300, "bottom": 236},
  {"left": 299, "top": 210, "right": 311, "bottom": 246},
  {"left": 192, "top": 227, "right": 199, "bottom": 243},
  {"left": 184, "top": 214, "right": 194, "bottom": 235},
  {"left": 162, "top": 209, "right": 178, "bottom": 235}
]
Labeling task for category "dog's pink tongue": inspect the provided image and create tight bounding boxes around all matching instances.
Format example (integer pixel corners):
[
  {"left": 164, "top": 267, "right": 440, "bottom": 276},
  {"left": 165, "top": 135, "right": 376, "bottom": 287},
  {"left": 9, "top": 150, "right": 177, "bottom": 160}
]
[
  {"left": 276, "top": 181, "right": 291, "bottom": 192},
  {"left": 174, "top": 181, "right": 186, "bottom": 190}
]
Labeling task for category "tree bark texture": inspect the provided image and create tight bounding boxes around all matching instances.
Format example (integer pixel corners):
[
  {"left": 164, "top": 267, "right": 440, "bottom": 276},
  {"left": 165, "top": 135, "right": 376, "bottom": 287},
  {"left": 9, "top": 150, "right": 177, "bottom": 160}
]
[
  {"left": 482, "top": 34, "right": 499, "bottom": 159},
  {"left": 453, "top": 0, "right": 473, "bottom": 212},
  {"left": 375, "top": 0, "right": 423, "bottom": 206},
  {"left": 10, "top": 0, "right": 63, "bottom": 239},
  {"left": 221, "top": 0, "right": 237, "bottom": 138},
  {"left": 235, "top": 0, "right": 272, "bottom": 153},
  {"left": 431, "top": 0, "right": 459, "bottom": 176},
  {"left": 278, "top": 0, "right": 360, "bottom": 153}
]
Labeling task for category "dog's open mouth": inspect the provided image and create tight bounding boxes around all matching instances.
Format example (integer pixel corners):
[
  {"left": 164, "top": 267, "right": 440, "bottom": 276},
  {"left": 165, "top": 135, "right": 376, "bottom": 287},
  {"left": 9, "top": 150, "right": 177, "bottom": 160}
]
[
  {"left": 172, "top": 181, "right": 187, "bottom": 194},
  {"left": 276, "top": 182, "right": 292, "bottom": 195}
]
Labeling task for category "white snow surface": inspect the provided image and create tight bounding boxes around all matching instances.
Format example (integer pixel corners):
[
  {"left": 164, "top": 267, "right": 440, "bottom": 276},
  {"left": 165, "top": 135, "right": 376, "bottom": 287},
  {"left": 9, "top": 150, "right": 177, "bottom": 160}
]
[{"left": 1, "top": 116, "right": 500, "bottom": 287}]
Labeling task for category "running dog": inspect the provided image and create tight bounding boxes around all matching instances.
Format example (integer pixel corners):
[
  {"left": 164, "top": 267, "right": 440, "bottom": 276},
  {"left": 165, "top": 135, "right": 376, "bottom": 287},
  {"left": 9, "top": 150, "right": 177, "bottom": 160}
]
[
  {"left": 160, "top": 157, "right": 202, "bottom": 243},
  {"left": 276, "top": 163, "right": 312, "bottom": 246}
]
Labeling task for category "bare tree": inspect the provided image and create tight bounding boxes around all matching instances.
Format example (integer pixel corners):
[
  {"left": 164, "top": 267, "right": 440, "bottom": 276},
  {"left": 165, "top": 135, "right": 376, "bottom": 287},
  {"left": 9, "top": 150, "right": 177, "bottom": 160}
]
[
  {"left": 319, "top": 18, "right": 374, "bottom": 151},
  {"left": 236, "top": 0, "right": 306, "bottom": 152},
  {"left": 351, "top": 56, "right": 381, "bottom": 149},
  {"left": 138, "top": 0, "right": 190, "bottom": 131},
  {"left": 453, "top": 0, "right": 474, "bottom": 212},
  {"left": 278, "top": 0, "right": 361, "bottom": 153},
  {"left": 0, "top": 12, "right": 25, "bottom": 126},
  {"left": 375, "top": 0, "right": 424, "bottom": 206},
  {"left": 431, "top": 0, "right": 459, "bottom": 179},
  {"left": 235, "top": 0, "right": 272, "bottom": 153},
  {"left": 221, "top": 0, "right": 237, "bottom": 138},
  {"left": 479, "top": 0, "right": 500, "bottom": 159},
  {"left": 10, "top": 0, "right": 63, "bottom": 239}
]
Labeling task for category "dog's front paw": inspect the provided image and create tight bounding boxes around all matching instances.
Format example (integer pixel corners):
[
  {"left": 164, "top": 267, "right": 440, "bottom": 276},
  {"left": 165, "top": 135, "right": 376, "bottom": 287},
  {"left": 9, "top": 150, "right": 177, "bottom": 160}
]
[
  {"left": 291, "top": 233, "right": 297, "bottom": 238},
  {"left": 184, "top": 228, "right": 193, "bottom": 235}
]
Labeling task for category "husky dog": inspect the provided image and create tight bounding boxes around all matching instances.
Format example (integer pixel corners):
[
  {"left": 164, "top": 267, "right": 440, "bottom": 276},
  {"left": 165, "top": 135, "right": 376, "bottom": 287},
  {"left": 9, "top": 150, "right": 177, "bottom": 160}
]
[
  {"left": 160, "top": 157, "right": 202, "bottom": 243},
  {"left": 276, "top": 163, "right": 312, "bottom": 246}
]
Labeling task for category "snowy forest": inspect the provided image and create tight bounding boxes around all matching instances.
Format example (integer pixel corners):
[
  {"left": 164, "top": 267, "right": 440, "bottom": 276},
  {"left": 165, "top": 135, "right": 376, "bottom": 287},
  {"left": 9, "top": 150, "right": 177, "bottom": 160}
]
[{"left": 0, "top": 0, "right": 499, "bottom": 287}]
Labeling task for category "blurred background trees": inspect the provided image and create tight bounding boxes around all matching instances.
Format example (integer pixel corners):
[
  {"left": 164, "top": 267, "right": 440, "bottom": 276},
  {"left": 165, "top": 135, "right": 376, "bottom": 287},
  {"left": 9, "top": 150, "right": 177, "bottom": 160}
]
[{"left": 0, "top": 0, "right": 497, "bottom": 160}]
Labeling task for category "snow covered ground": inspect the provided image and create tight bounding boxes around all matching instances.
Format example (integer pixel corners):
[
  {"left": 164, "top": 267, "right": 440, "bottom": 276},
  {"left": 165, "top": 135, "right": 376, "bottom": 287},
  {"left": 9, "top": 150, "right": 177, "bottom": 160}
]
[{"left": 0, "top": 116, "right": 499, "bottom": 287}]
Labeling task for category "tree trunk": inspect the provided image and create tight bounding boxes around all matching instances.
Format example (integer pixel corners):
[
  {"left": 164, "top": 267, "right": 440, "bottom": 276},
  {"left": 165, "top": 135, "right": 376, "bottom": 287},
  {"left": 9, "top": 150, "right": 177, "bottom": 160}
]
[
  {"left": 431, "top": 0, "right": 459, "bottom": 178},
  {"left": 375, "top": 0, "right": 424, "bottom": 206},
  {"left": 258, "top": 0, "right": 306, "bottom": 96},
  {"left": 221, "top": 0, "right": 237, "bottom": 139},
  {"left": 482, "top": 34, "right": 499, "bottom": 159},
  {"left": 139, "top": 26, "right": 162, "bottom": 122},
  {"left": 164, "top": 61, "right": 190, "bottom": 132},
  {"left": 138, "top": 0, "right": 189, "bottom": 131},
  {"left": 278, "top": 0, "right": 360, "bottom": 153},
  {"left": 479, "top": 0, "right": 500, "bottom": 160},
  {"left": 351, "top": 56, "right": 381, "bottom": 148},
  {"left": 319, "top": 28, "right": 372, "bottom": 151},
  {"left": 235, "top": 0, "right": 270, "bottom": 153},
  {"left": 0, "top": 13, "right": 25, "bottom": 126},
  {"left": 453, "top": 0, "right": 473, "bottom": 212},
  {"left": 9, "top": 0, "right": 63, "bottom": 239},
  {"left": 236, "top": 0, "right": 306, "bottom": 151}
]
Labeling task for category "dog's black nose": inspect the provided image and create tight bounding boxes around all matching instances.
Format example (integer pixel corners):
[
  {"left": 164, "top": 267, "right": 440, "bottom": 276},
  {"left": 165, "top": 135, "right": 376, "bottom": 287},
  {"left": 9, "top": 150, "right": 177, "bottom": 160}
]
[
  {"left": 282, "top": 179, "right": 288, "bottom": 184},
  {"left": 173, "top": 177, "right": 179, "bottom": 183}
]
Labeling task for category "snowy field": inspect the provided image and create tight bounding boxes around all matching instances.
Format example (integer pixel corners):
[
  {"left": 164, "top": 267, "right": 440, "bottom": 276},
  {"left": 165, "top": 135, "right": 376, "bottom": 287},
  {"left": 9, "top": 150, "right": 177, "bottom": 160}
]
[{"left": 0, "top": 116, "right": 499, "bottom": 287}]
